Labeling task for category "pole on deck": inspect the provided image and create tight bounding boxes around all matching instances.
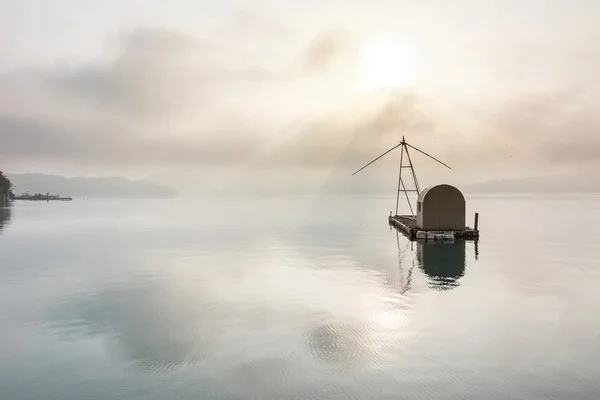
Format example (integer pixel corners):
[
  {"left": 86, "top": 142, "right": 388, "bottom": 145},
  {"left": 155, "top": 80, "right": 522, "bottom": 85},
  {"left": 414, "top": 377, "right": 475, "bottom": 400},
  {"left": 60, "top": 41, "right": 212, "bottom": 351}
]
[{"left": 474, "top": 213, "right": 479, "bottom": 230}]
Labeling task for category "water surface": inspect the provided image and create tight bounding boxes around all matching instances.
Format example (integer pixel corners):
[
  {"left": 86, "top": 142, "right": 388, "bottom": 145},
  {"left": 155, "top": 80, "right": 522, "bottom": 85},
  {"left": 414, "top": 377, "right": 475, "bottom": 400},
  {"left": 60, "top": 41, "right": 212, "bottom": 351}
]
[{"left": 1, "top": 194, "right": 600, "bottom": 399}]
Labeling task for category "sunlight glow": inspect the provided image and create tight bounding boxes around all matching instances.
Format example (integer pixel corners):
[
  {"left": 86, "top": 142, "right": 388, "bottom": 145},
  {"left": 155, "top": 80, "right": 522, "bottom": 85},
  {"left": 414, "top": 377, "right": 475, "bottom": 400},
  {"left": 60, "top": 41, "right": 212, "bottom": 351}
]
[{"left": 359, "top": 40, "right": 414, "bottom": 91}]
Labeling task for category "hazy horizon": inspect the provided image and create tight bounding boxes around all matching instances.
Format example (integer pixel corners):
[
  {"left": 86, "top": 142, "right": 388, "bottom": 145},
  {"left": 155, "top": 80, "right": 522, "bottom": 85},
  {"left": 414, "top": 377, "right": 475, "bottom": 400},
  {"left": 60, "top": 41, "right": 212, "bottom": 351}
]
[
  {"left": 2, "top": 1, "right": 600, "bottom": 192},
  {"left": 7, "top": 170, "right": 600, "bottom": 198}
]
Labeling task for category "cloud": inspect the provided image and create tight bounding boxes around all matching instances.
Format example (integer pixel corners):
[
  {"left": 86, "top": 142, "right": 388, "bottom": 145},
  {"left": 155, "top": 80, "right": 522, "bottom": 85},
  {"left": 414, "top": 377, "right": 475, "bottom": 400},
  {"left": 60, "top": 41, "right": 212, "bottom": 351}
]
[
  {"left": 49, "top": 29, "right": 211, "bottom": 118},
  {"left": 0, "top": 27, "right": 276, "bottom": 167},
  {"left": 44, "top": 28, "right": 277, "bottom": 123},
  {"left": 1, "top": 22, "right": 599, "bottom": 182},
  {"left": 263, "top": 91, "right": 434, "bottom": 169},
  {"left": 222, "top": 9, "right": 294, "bottom": 39},
  {"left": 300, "top": 29, "right": 354, "bottom": 72},
  {"left": 0, "top": 115, "right": 263, "bottom": 167},
  {"left": 0, "top": 26, "right": 429, "bottom": 172},
  {"left": 465, "top": 87, "right": 600, "bottom": 166}
]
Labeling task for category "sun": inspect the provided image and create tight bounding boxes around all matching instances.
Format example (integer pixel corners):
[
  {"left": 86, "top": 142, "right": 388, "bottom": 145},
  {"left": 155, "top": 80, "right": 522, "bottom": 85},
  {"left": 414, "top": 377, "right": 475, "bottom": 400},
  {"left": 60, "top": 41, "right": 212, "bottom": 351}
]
[{"left": 359, "top": 40, "right": 413, "bottom": 91}]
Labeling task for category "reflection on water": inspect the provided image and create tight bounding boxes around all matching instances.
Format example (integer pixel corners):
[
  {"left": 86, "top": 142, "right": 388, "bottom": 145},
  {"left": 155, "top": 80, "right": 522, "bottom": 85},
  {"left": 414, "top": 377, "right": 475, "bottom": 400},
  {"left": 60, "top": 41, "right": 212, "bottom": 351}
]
[
  {"left": 416, "top": 240, "right": 466, "bottom": 290},
  {"left": 5, "top": 196, "right": 600, "bottom": 400},
  {"left": 306, "top": 294, "right": 409, "bottom": 369},
  {"left": 0, "top": 206, "right": 10, "bottom": 234},
  {"left": 395, "top": 231, "right": 414, "bottom": 294},
  {"left": 47, "top": 279, "right": 220, "bottom": 372},
  {"left": 46, "top": 252, "right": 415, "bottom": 375}
]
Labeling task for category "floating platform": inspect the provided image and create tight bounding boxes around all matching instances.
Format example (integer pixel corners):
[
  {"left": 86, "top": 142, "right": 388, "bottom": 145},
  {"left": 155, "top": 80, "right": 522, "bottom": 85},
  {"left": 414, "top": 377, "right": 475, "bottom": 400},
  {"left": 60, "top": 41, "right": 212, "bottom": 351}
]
[{"left": 389, "top": 214, "right": 479, "bottom": 242}]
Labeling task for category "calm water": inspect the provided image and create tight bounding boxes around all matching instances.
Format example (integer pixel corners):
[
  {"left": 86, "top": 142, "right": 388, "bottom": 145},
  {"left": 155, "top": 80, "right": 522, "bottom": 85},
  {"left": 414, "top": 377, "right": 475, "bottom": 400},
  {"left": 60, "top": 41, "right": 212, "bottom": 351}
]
[{"left": 1, "top": 194, "right": 600, "bottom": 399}]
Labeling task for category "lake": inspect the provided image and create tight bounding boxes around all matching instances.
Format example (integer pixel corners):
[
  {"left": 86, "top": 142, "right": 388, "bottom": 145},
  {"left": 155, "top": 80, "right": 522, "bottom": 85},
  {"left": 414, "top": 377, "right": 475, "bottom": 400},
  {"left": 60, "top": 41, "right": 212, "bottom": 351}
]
[{"left": 1, "top": 194, "right": 600, "bottom": 399}]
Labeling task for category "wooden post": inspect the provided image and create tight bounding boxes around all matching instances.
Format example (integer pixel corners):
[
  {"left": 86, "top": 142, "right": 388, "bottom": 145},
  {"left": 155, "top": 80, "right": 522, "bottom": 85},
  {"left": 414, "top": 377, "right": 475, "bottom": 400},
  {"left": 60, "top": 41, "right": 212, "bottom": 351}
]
[{"left": 474, "top": 213, "right": 479, "bottom": 230}]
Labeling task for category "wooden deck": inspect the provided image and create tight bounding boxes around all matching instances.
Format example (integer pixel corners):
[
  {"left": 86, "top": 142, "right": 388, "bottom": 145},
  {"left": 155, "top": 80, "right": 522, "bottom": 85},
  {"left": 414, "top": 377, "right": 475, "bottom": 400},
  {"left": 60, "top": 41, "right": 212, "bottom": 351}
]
[{"left": 389, "top": 214, "right": 479, "bottom": 241}]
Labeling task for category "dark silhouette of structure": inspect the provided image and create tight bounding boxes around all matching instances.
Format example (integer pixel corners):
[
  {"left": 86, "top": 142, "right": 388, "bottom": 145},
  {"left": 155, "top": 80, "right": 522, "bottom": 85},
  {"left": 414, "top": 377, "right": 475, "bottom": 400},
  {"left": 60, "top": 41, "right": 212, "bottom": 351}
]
[{"left": 416, "top": 241, "right": 466, "bottom": 290}]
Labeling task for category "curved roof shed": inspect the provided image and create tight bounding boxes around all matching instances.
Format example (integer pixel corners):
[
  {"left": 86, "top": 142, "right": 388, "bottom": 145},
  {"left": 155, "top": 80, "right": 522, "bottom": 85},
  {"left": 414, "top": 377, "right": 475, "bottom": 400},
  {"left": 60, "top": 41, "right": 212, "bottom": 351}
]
[{"left": 416, "top": 184, "right": 466, "bottom": 231}]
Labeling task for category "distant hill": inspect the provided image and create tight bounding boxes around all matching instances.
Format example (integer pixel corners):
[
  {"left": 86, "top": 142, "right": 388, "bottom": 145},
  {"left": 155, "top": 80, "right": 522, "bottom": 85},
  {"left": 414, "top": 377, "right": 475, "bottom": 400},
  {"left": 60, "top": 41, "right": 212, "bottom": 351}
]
[
  {"left": 459, "top": 173, "right": 600, "bottom": 194},
  {"left": 8, "top": 174, "right": 177, "bottom": 198}
]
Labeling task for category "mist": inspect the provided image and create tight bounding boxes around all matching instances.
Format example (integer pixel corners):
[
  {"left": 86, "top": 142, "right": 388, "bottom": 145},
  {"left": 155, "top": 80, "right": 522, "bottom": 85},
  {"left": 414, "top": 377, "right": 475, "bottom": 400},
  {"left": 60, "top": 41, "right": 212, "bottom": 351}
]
[{"left": 1, "top": 1, "right": 599, "bottom": 194}]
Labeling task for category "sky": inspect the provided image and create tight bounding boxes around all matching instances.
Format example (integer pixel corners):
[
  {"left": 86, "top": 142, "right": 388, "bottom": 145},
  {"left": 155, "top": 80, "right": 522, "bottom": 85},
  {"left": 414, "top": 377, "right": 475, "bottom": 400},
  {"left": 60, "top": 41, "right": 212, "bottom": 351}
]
[{"left": 1, "top": 0, "right": 599, "bottom": 193}]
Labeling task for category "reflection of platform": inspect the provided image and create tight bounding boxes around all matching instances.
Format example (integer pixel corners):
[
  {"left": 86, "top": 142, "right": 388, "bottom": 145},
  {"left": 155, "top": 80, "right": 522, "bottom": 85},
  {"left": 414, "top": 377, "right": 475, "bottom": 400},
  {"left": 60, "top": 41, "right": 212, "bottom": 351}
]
[
  {"left": 416, "top": 241, "right": 466, "bottom": 290},
  {"left": 389, "top": 214, "right": 479, "bottom": 241}
]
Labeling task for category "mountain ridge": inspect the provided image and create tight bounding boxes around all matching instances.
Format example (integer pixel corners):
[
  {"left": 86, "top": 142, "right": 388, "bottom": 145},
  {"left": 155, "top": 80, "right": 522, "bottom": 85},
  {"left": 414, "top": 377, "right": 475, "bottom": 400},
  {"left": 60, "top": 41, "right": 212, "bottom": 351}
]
[
  {"left": 8, "top": 173, "right": 177, "bottom": 198},
  {"left": 458, "top": 173, "right": 600, "bottom": 194}
]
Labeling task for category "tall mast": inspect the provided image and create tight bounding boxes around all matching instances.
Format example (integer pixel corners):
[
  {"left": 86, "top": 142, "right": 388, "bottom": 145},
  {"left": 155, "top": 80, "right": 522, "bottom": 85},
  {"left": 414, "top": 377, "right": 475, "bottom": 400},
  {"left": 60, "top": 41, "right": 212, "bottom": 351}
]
[{"left": 352, "top": 136, "right": 450, "bottom": 217}]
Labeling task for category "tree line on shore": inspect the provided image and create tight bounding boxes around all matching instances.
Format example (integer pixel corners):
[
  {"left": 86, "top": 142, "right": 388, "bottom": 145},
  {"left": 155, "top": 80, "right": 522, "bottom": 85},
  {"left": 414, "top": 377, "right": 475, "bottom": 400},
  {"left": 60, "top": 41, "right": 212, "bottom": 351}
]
[{"left": 0, "top": 171, "right": 15, "bottom": 206}]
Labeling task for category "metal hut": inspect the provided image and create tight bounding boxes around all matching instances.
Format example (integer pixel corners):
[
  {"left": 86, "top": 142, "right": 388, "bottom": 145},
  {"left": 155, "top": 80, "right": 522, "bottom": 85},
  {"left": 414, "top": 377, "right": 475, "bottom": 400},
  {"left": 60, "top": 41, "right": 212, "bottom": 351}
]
[{"left": 416, "top": 184, "right": 466, "bottom": 231}]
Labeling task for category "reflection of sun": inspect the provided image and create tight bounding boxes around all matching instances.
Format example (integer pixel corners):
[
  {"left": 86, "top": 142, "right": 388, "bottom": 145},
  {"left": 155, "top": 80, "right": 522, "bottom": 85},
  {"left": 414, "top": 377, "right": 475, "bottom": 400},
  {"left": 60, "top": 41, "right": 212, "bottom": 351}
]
[{"left": 359, "top": 39, "right": 413, "bottom": 91}]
